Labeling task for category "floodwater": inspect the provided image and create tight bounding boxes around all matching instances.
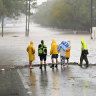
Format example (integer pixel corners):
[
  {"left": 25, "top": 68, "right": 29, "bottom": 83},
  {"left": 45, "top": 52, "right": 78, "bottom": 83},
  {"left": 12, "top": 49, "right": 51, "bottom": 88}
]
[
  {"left": 0, "top": 23, "right": 96, "bottom": 67},
  {"left": 0, "top": 23, "right": 96, "bottom": 96}
]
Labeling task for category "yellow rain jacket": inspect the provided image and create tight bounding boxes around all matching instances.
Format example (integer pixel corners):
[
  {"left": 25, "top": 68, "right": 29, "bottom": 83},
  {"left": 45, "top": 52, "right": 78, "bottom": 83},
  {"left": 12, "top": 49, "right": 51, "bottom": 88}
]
[
  {"left": 81, "top": 39, "right": 88, "bottom": 54},
  {"left": 81, "top": 39, "right": 87, "bottom": 50},
  {"left": 50, "top": 40, "right": 58, "bottom": 55},
  {"left": 27, "top": 41, "right": 35, "bottom": 61},
  {"left": 66, "top": 46, "right": 71, "bottom": 58}
]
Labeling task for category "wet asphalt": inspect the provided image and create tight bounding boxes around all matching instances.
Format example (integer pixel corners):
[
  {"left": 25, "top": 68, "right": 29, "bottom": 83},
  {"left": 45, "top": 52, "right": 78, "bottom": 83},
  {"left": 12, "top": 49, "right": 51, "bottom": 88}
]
[
  {"left": 20, "top": 65, "right": 96, "bottom": 96},
  {"left": 0, "top": 65, "right": 96, "bottom": 96},
  {"left": 0, "top": 70, "right": 28, "bottom": 96}
]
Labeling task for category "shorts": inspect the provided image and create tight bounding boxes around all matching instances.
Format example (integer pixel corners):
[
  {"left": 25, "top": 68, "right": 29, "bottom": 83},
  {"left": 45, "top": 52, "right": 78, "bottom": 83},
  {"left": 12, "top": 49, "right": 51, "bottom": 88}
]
[
  {"left": 51, "top": 54, "right": 58, "bottom": 58},
  {"left": 66, "top": 58, "right": 69, "bottom": 60},
  {"left": 40, "top": 54, "right": 46, "bottom": 61}
]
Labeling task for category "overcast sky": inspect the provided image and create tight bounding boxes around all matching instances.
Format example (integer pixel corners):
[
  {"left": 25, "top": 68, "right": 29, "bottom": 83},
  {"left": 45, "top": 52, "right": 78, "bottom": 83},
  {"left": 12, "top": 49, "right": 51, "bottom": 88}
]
[{"left": 37, "top": 0, "right": 47, "bottom": 5}]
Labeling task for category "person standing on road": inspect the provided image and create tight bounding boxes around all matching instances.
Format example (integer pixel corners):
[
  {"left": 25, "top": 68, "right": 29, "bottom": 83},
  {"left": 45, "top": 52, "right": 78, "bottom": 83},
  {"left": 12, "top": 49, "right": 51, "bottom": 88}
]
[
  {"left": 38, "top": 40, "right": 47, "bottom": 70},
  {"left": 50, "top": 39, "right": 58, "bottom": 69},
  {"left": 27, "top": 41, "right": 35, "bottom": 69},
  {"left": 57, "top": 41, "right": 70, "bottom": 68},
  {"left": 80, "top": 39, "right": 89, "bottom": 68},
  {"left": 58, "top": 46, "right": 66, "bottom": 69},
  {"left": 66, "top": 41, "right": 71, "bottom": 67}
]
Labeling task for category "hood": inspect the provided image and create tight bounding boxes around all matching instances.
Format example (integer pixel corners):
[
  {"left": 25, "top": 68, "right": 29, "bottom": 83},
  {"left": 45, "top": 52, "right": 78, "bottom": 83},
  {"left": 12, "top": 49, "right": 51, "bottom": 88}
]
[
  {"left": 52, "top": 39, "right": 56, "bottom": 44},
  {"left": 81, "top": 39, "right": 85, "bottom": 45},
  {"left": 67, "top": 40, "right": 70, "bottom": 42},
  {"left": 30, "top": 41, "right": 33, "bottom": 45}
]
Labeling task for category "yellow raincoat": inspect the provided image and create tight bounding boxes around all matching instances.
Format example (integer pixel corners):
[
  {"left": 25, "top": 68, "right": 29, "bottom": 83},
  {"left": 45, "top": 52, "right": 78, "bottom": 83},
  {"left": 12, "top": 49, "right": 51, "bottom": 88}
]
[
  {"left": 81, "top": 39, "right": 87, "bottom": 50},
  {"left": 27, "top": 41, "right": 35, "bottom": 61},
  {"left": 81, "top": 39, "right": 88, "bottom": 54},
  {"left": 50, "top": 40, "right": 58, "bottom": 55},
  {"left": 66, "top": 41, "right": 71, "bottom": 58}
]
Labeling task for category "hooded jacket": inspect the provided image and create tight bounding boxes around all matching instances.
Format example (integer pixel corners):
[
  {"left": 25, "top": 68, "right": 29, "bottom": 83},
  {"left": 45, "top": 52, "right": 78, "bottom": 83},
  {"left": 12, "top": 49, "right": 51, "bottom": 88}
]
[
  {"left": 81, "top": 39, "right": 88, "bottom": 55},
  {"left": 27, "top": 41, "right": 35, "bottom": 61},
  {"left": 66, "top": 45, "right": 71, "bottom": 58},
  {"left": 50, "top": 40, "right": 58, "bottom": 55},
  {"left": 81, "top": 39, "right": 88, "bottom": 50}
]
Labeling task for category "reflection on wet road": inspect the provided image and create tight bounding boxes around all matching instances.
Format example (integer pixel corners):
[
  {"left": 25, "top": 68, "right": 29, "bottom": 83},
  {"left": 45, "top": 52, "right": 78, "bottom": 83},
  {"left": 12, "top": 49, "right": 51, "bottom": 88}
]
[
  {"left": 20, "top": 65, "right": 96, "bottom": 96},
  {"left": 30, "top": 70, "right": 37, "bottom": 96},
  {"left": 52, "top": 69, "right": 59, "bottom": 96}
]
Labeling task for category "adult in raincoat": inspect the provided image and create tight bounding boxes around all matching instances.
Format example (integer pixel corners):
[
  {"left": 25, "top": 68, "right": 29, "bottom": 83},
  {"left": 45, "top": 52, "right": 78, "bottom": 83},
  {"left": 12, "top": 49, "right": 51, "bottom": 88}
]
[
  {"left": 27, "top": 41, "right": 35, "bottom": 69},
  {"left": 80, "top": 39, "right": 89, "bottom": 68},
  {"left": 66, "top": 41, "right": 71, "bottom": 67},
  {"left": 50, "top": 39, "right": 58, "bottom": 69},
  {"left": 38, "top": 40, "right": 47, "bottom": 70}
]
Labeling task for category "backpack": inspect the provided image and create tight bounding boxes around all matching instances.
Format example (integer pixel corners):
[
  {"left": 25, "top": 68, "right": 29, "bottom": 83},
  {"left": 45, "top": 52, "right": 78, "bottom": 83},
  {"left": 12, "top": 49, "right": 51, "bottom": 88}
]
[{"left": 38, "top": 44, "right": 47, "bottom": 55}]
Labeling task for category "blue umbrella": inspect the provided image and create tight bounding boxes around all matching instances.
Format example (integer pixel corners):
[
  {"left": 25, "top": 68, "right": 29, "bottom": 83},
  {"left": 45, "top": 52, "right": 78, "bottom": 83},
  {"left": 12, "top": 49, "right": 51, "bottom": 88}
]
[{"left": 57, "top": 41, "right": 70, "bottom": 52}]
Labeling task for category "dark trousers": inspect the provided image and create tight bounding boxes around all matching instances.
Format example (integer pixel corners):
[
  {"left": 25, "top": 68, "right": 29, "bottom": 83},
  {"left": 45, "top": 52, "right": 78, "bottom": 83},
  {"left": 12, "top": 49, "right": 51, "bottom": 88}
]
[{"left": 80, "top": 54, "right": 89, "bottom": 67}]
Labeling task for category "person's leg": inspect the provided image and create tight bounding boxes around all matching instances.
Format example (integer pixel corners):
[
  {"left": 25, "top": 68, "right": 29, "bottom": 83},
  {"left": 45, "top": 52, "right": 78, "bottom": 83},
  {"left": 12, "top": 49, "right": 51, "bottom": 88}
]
[
  {"left": 61, "top": 57, "right": 64, "bottom": 68},
  {"left": 50, "top": 55, "right": 54, "bottom": 68},
  {"left": 67, "top": 58, "right": 69, "bottom": 67},
  {"left": 84, "top": 55, "right": 89, "bottom": 68},
  {"left": 61, "top": 56, "right": 63, "bottom": 68},
  {"left": 52, "top": 58, "right": 54, "bottom": 69},
  {"left": 80, "top": 55, "right": 83, "bottom": 68},
  {"left": 55, "top": 58, "right": 58, "bottom": 68},
  {"left": 60, "top": 56, "right": 62, "bottom": 67},
  {"left": 40, "top": 56, "right": 42, "bottom": 69},
  {"left": 44, "top": 60, "right": 46, "bottom": 70},
  {"left": 44, "top": 55, "right": 46, "bottom": 70},
  {"left": 40, "top": 60, "right": 42, "bottom": 69},
  {"left": 40, "top": 60, "right": 42, "bottom": 64},
  {"left": 61, "top": 56, "right": 64, "bottom": 68},
  {"left": 30, "top": 61, "right": 33, "bottom": 69},
  {"left": 50, "top": 58, "right": 54, "bottom": 69},
  {"left": 55, "top": 54, "right": 58, "bottom": 68}
]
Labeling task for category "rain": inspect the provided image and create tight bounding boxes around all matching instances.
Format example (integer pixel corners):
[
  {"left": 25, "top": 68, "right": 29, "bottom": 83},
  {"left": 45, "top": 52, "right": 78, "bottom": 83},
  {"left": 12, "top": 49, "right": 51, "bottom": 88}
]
[{"left": 0, "top": 0, "right": 96, "bottom": 96}]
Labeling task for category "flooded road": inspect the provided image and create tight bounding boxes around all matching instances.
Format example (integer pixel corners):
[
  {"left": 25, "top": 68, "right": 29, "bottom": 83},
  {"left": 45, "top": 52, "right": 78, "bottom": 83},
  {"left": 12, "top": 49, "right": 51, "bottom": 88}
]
[
  {"left": 0, "top": 23, "right": 96, "bottom": 67},
  {"left": 0, "top": 23, "right": 96, "bottom": 96}
]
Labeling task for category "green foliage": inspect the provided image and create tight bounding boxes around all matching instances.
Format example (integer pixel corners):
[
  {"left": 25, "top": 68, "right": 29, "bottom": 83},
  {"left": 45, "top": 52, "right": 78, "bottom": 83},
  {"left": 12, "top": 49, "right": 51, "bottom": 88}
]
[
  {"left": 0, "top": 0, "right": 37, "bottom": 19},
  {"left": 33, "top": 0, "right": 96, "bottom": 31}
]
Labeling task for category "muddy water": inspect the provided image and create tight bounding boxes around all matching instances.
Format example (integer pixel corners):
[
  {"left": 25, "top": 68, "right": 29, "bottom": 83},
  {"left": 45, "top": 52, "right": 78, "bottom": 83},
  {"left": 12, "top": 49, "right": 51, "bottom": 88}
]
[
  {"left": 0, "top": 24, "right": 96, "bottom": 96},
  {"left": 0, "top": 23, "right": 96, "bottom": 67}
]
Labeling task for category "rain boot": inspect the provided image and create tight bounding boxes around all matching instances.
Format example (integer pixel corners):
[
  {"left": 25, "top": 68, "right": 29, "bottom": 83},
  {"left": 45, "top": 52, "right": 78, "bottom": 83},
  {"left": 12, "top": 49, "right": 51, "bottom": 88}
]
[
  {"left": 55, "top": 64, "right": 58, "bottom": 68},
  {"left": 52, "top": 64, "right": 54, "bottom": 69},
  {"left": 44, "top": 65, "right": 46, "bottom": 70},
  {"left": 86, "top": 64, "right": 88, "bottom": 68},
  {"left": 40, "top": 65, "right": 42, "bottom": 70},
  {"left": 50, "top": 65, "right": 53, "bottom": 68}
]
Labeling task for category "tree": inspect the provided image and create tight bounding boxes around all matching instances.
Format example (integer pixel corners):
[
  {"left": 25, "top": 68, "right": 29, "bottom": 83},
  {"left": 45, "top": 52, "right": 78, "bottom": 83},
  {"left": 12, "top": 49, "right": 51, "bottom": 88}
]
[
  {"left": 33, "top": 0, "right": 96, "bottom": 32},
  {"left": 0, "top": 0, "right": 25, "bottom": 37},
  {"left": 0, "top": 0, "right": 37, "bottom": 37},
  {"left": 25, "top": 0, "right": 37, "bottom": 36}
]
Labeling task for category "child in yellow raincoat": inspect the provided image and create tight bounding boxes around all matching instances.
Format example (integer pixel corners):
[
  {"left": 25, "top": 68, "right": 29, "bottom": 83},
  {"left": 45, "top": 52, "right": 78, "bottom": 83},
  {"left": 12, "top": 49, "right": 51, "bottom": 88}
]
[
  {"left": 65, "top": 41, "right": 71, "bottom": 67},
  {"left": 27, "top": 41, "right": 35, "bottom": 69}
]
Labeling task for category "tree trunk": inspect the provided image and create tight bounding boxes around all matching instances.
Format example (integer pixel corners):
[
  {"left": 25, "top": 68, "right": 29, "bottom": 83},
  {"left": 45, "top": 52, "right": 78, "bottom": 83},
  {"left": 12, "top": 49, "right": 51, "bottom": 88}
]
[
  {"left": 1, "top": 16, "right": 4, "bottom": 37},
  {"left": 28, "top": 0, "right": 30, "bottom": 36},
  {"left": 91, "top": 0, "right": 93, "bottom": 39},
  {"left": 25, "top": 0, "right": 28, "bottom": 36}
]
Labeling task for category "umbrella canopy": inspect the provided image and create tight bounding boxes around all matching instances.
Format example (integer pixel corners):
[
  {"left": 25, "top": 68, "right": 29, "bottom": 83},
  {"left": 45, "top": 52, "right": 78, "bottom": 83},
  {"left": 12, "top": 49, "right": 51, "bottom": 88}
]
[{"left": 57, "top": 41, "right": 70, "bottom": 52}]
